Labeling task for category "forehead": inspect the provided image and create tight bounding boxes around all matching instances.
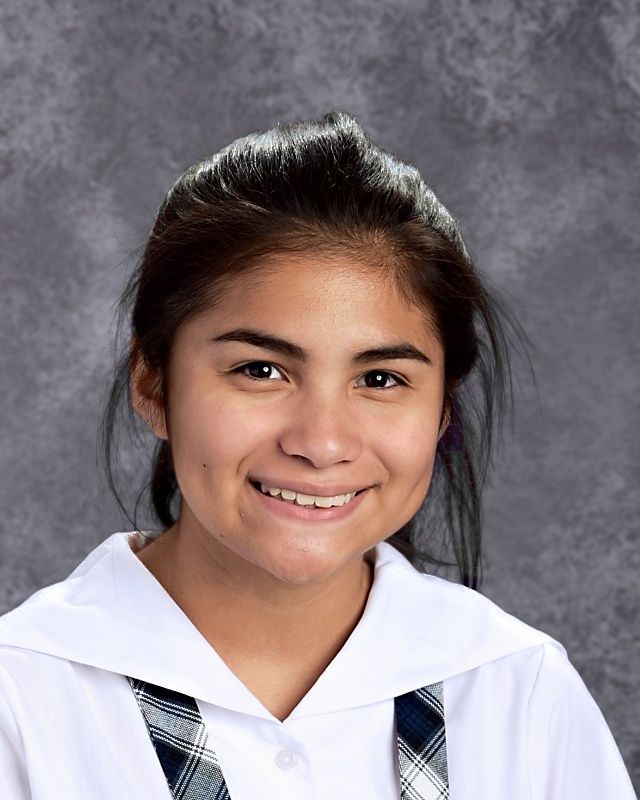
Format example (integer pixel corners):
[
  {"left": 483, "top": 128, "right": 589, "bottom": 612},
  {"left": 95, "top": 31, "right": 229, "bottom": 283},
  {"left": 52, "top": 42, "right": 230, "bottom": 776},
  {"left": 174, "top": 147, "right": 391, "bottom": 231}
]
[
  {"left": 232, "top": 248, "right": 431, "bottom": 315},
  {"left": 183, "top": 249, "right": 442, "bottom": 357}
]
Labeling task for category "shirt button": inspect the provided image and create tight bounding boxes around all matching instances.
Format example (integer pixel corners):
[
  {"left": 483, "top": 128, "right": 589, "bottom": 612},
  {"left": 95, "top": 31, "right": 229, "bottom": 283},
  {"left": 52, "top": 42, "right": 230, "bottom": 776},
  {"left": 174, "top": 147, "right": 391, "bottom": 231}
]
[{"left": 274, "top": 748, "right": 298, "bottom": 770}]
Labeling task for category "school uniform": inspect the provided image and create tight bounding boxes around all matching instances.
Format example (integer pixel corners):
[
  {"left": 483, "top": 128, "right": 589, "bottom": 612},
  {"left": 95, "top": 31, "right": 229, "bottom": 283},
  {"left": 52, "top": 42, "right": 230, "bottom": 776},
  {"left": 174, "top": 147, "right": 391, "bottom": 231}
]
[{"left": 0, "top": 529, "right": 635, "bottom": 799}]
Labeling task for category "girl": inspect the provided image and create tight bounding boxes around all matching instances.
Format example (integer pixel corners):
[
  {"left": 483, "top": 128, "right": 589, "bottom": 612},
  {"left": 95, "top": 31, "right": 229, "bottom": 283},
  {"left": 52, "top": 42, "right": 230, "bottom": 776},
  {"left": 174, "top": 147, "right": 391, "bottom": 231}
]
[{"left": 0, "top": 111, "right": 635, "bottom": 799}]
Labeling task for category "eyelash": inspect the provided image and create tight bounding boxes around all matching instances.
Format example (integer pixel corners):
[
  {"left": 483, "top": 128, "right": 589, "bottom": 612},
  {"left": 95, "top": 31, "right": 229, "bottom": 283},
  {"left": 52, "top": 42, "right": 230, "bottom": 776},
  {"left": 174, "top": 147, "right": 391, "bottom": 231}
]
[{"left": 230, "top": 361, "right": 408, "bottom": 389}]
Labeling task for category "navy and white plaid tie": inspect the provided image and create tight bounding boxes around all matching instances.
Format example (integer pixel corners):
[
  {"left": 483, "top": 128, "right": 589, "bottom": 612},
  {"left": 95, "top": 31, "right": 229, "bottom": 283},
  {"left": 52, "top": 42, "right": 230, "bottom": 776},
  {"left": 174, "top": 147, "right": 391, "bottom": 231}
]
[{"left": 128, "top": 676, "right": 449, "bottom": 799}]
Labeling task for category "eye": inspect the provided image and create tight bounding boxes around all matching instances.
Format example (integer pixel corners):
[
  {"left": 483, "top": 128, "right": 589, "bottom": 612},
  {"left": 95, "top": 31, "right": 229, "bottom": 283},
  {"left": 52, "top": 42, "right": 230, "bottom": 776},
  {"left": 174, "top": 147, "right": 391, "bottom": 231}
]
[
  {"left": 230, "top": 362, "right": 407, "bottom": 389},
  {"left": 232, "top": 361, "right": 286, "bottom": 381},
  {"left": 356, "top": 370, "right": 407, "bottom": 390}
]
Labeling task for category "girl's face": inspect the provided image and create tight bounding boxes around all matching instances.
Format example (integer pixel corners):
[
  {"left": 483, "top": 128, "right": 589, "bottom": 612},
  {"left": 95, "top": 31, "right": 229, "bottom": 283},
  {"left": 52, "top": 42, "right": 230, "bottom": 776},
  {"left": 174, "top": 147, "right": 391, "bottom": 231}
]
[{"left": 135, "top": 251, "right": 449, "bottom": 585}]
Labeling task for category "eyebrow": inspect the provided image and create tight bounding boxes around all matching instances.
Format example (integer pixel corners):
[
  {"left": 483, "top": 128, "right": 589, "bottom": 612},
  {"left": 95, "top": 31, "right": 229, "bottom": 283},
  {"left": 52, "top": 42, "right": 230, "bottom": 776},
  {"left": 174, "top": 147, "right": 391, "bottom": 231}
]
[{"left": 209, "top": 328, "right": 434, "bottom": 366}]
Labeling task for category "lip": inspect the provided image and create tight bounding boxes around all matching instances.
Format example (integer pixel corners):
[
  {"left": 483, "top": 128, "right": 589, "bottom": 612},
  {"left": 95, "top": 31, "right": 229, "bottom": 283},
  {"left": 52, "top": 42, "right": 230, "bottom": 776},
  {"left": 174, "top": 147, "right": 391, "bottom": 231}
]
[
  {"left": 249, "top": 476, "right": 372, "bottom": 497},
  {"left": 248, "top": 479, "right": 371, "bottom": 522}
]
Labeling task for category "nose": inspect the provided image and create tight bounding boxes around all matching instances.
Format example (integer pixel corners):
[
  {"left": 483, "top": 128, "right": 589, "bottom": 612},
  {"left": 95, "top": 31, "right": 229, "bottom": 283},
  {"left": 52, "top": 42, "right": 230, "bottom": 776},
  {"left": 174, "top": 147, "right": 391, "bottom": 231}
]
[{"left": 278, "top": 388, "right": 363, "bottom": 469}]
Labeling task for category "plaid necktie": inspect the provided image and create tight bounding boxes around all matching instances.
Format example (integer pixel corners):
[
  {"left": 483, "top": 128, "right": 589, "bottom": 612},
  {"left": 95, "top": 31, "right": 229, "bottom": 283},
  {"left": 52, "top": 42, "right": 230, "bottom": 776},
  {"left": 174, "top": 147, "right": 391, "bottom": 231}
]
[{"left": 128, "top": 676, "right": 449, "bottom": 800}]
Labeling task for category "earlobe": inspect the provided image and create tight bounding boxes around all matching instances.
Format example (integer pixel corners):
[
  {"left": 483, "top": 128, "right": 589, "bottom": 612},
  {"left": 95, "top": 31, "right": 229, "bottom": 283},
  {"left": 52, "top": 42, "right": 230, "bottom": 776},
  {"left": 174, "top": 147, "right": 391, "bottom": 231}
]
[
  {"left": 438, "top": 405, "right": 451, "bottom": 442},
  {"left": 438, "top": 384, "right": 458, "bottom": 441},
  {"left": 130, "top": 350, "right": 168, "bottom": 440},
  {"left": 438, "top": 396, "right": 452, "bottom": 441}
]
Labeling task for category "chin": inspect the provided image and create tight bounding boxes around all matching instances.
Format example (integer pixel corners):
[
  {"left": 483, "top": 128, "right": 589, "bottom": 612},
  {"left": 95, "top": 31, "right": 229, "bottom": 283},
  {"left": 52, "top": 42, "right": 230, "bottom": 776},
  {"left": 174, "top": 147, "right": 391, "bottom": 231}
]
[{"left": 258, "top": 546, "right": 350, "bottom": 586}]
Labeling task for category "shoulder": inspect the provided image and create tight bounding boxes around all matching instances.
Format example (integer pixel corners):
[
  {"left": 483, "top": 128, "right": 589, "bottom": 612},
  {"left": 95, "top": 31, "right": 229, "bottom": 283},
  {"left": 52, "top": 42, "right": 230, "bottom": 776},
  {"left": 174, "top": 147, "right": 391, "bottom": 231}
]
[
  {"left": 0, "top": 645, "right": 81, "bottom": 710},
  {"left": 0, "top": 645, "right": 72, "bottom": 779},
  {"left": 380, "top": 543, "right": 558, "bottom": 654},
  {"left": 372, "top": 545, "right": 564, "bottom": 688},
  {"left": 526, "top": 638, "right": 607, "bottom": 722},
  {"left": 416, "top": 571, "right": 561, "bottom": 670},
  {"left": 522, "top": 642, "right": 637, "bottom": 796}
]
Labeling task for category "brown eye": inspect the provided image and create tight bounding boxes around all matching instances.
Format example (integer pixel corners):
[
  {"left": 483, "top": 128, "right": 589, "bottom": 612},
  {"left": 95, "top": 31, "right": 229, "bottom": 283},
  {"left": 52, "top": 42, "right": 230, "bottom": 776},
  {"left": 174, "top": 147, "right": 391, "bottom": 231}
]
[
  {"left": 358, "top": 370, "right": 406, "bottom": 389},
  {"left": 233, "top": 361, "right": 285, "bottom": 381}
]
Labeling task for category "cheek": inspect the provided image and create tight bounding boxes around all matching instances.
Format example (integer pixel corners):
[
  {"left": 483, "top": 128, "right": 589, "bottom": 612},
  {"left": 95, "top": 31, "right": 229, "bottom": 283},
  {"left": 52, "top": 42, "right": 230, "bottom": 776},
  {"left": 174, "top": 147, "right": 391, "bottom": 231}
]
[
  {"left": 167, "top": 388, "right": 271, "bottom": 483},
  {"left": 376, "top": 416, "right": 441, "bottom": 532},
  {"left": 377, "top": 410, "right": 441, "bottom": 489}
]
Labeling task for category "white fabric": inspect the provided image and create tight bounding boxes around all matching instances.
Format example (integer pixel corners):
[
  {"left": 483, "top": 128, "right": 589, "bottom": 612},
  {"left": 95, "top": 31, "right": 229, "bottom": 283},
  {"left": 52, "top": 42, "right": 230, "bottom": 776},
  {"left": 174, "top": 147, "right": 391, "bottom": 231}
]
[{"left": 0, "top": 530, "right": 634, "bottom": 799}]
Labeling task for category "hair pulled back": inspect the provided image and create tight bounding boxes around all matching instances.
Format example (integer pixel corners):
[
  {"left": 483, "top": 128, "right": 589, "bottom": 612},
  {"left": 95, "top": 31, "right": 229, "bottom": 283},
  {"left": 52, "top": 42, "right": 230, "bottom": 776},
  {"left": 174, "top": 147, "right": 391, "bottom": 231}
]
[{"left": 101, "top": 109, "right": 532, "bottom": 589}]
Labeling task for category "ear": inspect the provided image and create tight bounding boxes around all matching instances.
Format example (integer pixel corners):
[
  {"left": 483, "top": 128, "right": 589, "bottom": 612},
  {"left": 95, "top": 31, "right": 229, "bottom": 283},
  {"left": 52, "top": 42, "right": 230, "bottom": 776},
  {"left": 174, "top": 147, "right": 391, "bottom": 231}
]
[
  {"left": 130, "top": 345, "right": 168, "bottom": 440},
  {"left": 438, "top": 387, "right": 455, "bottom": 441},
  {"left": 438, "top": 404, "right": 451, "bottom": 441}
]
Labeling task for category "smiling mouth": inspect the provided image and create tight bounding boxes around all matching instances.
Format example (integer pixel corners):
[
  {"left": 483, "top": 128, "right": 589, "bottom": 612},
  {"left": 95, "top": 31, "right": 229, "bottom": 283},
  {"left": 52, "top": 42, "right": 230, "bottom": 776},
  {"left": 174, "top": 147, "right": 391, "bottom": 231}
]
[{"left": 248, "top": 479, "right": 368, "bottom": 506}]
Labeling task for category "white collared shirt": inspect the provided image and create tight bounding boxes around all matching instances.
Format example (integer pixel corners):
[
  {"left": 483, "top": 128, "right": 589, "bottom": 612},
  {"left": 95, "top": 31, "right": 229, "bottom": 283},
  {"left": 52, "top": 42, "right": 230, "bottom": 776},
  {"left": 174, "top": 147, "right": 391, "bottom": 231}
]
[{"left": 0, "top": 530, "right": 635, "bottom": 798}]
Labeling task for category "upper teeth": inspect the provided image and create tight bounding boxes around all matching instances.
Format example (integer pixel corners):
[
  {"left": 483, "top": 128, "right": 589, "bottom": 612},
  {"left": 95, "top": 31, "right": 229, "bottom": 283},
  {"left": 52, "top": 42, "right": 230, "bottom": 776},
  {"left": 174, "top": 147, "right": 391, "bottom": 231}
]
[{"left": 259, "top": 483, "right": 358, "bottom": 508}]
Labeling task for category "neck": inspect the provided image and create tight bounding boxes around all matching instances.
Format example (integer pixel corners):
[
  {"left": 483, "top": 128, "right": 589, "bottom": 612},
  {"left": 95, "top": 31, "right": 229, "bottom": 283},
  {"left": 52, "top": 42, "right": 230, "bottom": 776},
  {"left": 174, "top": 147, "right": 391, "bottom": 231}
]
[{"left": 134, "top": 516, "right": 375, "bottom": 670}]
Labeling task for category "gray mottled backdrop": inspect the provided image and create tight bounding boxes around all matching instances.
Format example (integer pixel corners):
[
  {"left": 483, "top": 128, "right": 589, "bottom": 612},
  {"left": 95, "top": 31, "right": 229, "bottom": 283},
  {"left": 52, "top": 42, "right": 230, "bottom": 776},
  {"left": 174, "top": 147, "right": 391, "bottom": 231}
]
[{"left": 1, "top": 0, "right": 638, "bottom": 789}]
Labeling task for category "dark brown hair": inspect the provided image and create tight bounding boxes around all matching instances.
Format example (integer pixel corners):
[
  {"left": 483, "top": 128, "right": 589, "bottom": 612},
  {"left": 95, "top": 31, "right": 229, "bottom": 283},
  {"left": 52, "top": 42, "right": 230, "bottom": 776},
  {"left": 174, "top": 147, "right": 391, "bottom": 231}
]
[{"left": 100, "top": 110, "right": 534, "bottom": 589}]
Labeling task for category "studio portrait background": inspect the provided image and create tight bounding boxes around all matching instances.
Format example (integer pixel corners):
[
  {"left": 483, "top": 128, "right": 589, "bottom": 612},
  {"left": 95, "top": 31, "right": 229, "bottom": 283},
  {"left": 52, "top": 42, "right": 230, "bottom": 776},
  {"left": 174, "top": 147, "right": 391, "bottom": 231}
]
[{"left": 1, "top": 0, "right": 638, "bottom": 790}]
